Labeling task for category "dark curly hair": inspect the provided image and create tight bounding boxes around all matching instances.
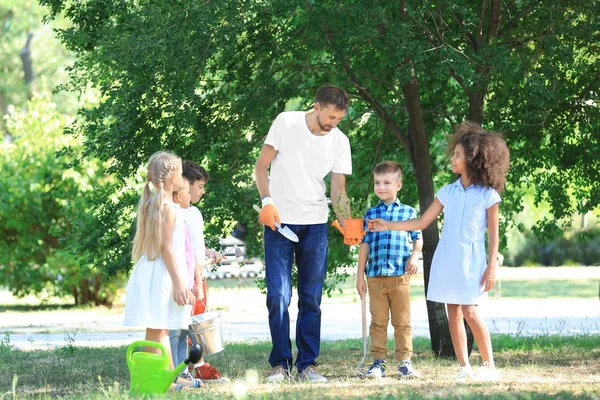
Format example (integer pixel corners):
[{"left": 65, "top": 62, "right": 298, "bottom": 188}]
[{"left": 448, "top": 121, "right": 510, "bottom": 192}]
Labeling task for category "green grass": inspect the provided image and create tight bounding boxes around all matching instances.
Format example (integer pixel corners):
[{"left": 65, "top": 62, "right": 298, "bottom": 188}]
[
  {"left": 488, "top": 280, "right": 598, "bottom": 299},
  {"left": 317, "top": 275, "right": 599, "bottom": 303},
  {"left": 1, "top": 335, "right": 599, "bottom": 399}
]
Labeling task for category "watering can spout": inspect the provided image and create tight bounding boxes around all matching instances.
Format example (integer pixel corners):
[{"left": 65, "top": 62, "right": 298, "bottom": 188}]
[
  {"left": 331, "top": 219, "right": 345, "bottom": 235},
  {"left": 167, "top": 343, "right": 204, "bottom": 383}
]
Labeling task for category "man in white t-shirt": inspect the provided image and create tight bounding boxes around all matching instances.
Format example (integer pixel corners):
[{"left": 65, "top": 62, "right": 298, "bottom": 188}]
[{"left": 255, "top": 84, "right": 352, "bottom": 383}]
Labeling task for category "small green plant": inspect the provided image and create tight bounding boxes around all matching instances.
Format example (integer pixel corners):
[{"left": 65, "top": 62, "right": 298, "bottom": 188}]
[
  {"left": 337, "top": 196, "right": 369, "bottom": 219},
  {"left": 60, "top": 330, "right": 78, "bottom": 356},
  {"left": 1, "top": 333, "right": 13, "bottom": 353}
]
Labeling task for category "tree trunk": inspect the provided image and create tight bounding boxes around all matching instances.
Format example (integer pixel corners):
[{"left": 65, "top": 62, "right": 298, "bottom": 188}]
[
  {"left": 19, "top": 32, "right": 34, "bottom": 99},
  {"left": 467, "top": 91, "right": 485, "bottom": 124},
  {"left": 0, "top": 91, "right": 9, "bottom": 140},
  {"left": 401, "top": 74, "right": 455, "bottom": 357}
]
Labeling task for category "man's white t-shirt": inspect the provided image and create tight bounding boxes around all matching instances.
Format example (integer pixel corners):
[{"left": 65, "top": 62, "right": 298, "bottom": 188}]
[
  {"left": 180, "top": 207, "right": 206, "bottom": 264},
  {"left": 264, "top": 111, "right": 352, "bottom": 224}
]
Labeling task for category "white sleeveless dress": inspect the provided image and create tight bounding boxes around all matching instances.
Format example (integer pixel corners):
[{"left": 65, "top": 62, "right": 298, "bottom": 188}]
[{"left": 123, "top": 201, "right": 191, "bottom": 329}]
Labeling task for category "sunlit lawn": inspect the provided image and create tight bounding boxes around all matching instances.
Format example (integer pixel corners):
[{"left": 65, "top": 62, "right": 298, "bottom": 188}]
[{"left": 1, "top": 335, "right": 599, "bottom": 399}]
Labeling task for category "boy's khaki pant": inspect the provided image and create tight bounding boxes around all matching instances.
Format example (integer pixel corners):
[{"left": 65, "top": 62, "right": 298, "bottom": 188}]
[{"left": 367, "top": 274, "right": 412, "bottom": 361}]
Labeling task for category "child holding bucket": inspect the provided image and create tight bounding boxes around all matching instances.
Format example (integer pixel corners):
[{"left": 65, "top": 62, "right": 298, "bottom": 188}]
[
  {"left": 123, "top": 150, "right": 200, "bottom": 391},
  {"left": 168, "top": 179, "right": 204, "bottom": 387},
  {"left": 356, "top": 161, "right": 423, "bottom": 379},
  {"left": 180, "top": 160, "right": 227, "bottom": 381},
  {"left": 369, "top": 122, "right": 510, "bottom": 381}
]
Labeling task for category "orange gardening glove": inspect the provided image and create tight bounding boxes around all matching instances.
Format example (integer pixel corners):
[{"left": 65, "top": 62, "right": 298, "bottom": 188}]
[{"left": 259, "top": 204, "right": 281, "bottom": 231}]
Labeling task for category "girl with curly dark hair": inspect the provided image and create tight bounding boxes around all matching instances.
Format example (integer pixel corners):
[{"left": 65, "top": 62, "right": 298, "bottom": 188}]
[{"left": 369, "top": 121, "right": 510, "bottom": 382}]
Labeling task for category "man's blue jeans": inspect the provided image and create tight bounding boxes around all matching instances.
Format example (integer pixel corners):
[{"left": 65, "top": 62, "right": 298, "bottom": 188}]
[{"left": 264, "top": 223, "right": 328, "bottom": 372}]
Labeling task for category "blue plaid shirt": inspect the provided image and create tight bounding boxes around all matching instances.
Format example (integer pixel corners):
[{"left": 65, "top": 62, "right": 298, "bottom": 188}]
[{"left": 362, "top": 199, "right": 422, "bottom": 277}]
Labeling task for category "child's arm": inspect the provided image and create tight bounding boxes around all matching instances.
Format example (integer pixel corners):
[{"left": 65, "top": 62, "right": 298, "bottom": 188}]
[
  {"left": 481, "top": 203, "right": 500, "bottom": 292},
  {"left": 162, "top": 206, "right": 193, "bottom": 306},
  {"left": 206, "top": 248, "right": 225, "bottom": 264},
  {"left": 405, "top": 238, "right": 423, "bottom": 275},
  {"left": 356, "top": 243, "right": 369, "bottom": 299},
  {"left": 369, "top": 198, "right": 444, "bottom": 232},
  {"left": 192, "top": 260, "right": 205, "bottom": 301}
]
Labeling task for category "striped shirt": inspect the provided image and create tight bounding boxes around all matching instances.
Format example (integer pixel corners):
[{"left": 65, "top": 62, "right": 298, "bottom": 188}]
[{"left": 362, "top": 199, "right": 422, "bottom": 277}]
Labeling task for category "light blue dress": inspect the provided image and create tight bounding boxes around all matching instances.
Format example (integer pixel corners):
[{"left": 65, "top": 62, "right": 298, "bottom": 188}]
[{"left": 427, "top": 179, "right": 501, "bottom": 305}]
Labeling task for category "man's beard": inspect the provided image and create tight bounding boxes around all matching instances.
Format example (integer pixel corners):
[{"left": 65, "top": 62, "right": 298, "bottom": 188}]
[{"left": 316, "top": 114, "right": 333, "bottom": 132}]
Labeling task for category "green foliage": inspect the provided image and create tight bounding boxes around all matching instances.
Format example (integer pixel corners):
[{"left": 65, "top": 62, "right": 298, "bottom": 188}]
[
  {"left": 507, "top": 229, "right": 600, "bottom": 267},
  {"left": 38, "top": 0, "right": 600, "bottom": 295},
  {"left": 0, "top": 0, "right": 75, "bottom": 115},
  {"left": 337, "top": 196, "right": 370, "bottom": 219},
  {"left": 0, "top": 89, "right": 124, "bottom": 305}
]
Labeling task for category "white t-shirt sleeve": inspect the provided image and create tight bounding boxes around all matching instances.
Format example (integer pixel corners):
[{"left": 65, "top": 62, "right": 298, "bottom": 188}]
[
  {"left": 332, "top": 134, "right": 352, "bottom": 175},
  {"left": 264, "top": 112, "right": 285, "bottom": 150}
]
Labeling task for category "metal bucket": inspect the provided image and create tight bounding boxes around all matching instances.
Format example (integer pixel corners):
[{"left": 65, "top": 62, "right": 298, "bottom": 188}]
[{"left": 188, "top": 311, "right": 224, "bottom": 355}]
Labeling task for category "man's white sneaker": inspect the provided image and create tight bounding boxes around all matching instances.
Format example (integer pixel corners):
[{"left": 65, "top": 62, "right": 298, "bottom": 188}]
[
  {"left": 298, "top": 365, "right": 327, "bottom": 383},
  {"left": 454, "top": 365, "right": 473, "bottom": 382},
  {"left": 266, "top": 365, "right": 290, "bottom": 383},
  {"left": 473, "top": 362, "right": 501, "bottom": 382}
]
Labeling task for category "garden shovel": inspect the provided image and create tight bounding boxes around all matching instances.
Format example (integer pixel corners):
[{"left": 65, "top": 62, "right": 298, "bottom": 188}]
[
  {"left": 356, "top": 293, "right": 368, "bottom": 375},
  {"left": 253, "top": 204, "right": 299, "bottom": 242}
]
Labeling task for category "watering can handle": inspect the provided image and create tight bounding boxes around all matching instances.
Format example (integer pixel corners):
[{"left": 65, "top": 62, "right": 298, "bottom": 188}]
[{"left": 126, "top": 340, "right": 167, "bottom": 368}]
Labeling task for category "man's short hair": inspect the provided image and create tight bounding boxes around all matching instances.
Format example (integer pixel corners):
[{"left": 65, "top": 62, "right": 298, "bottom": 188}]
[
  {"left": 373, "top": 160, "right": 403, "bottom": 182},
  {"left": 182, "top": 160, "right": 209, "bottom": 184},
  {"left": 315, "top": 84, "right": 349, "bottom": 111}
]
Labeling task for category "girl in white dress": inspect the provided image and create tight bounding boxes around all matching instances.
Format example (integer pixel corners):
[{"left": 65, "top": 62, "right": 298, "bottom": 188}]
[
  {"left": 123, "top": 150, "right": 195, "bottom": 389},
  {"left": 369, "top": 122, "right": 510, "bottom": 382}
]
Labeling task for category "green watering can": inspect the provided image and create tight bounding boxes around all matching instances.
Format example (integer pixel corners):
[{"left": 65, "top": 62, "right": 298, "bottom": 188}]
[{"left": 126, "top": 340, "right": 203, "bottom": 395}]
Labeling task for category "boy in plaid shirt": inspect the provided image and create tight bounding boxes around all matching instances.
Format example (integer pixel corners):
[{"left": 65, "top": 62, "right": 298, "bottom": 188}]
[{"left": 356, "top": 161, "right": 423, "bottom": 378}]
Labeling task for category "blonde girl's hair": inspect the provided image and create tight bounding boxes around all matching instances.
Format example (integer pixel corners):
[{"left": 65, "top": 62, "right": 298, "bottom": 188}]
[{"left": 132, "top": 151, "right": 181, "bottom": 262}]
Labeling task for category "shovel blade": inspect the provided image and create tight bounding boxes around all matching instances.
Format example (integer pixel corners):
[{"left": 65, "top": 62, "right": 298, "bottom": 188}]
[{"left": 276, "top": 223, "right": 299, "bottom": 242}]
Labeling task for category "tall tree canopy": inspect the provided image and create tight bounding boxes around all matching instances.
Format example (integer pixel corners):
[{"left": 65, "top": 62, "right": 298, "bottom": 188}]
[{"left": 40, "top": 0, "right": 600, "bottom": 355}]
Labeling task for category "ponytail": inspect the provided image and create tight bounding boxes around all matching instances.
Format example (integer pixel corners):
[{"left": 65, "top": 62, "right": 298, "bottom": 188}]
[{"left": 132, "top": 182, "right": 164, "bottom": 262}]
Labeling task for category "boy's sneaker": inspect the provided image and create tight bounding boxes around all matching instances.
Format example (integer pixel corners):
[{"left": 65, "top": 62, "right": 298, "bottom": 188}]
[
  {"left": 454, "top": 365, "right": 474, "bottom": 382},
  {"left": 266, "top": 365, "right": 290, "bottom": 383},
  {"left": 473, "top": 362, "right": 501, "bottom": 382},
  {"left": 366, "top": 359, "right": 386, "bottom": 378},
  {"left": 297, "top": 365, "right": 328, "bottom": 383},
  {"left": 397, "top": 360, "right": 419, "bottom": 378}
]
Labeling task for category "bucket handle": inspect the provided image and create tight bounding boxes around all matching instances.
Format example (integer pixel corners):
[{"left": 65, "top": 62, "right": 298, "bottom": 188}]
[{"left": 197, "top": 298, "right": 210, "bottom": 313}]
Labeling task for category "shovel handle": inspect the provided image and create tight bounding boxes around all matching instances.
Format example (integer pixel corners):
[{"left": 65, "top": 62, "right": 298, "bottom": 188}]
[
  {"left": 361, "top": 295, "right": 367, "bottom": 339},
  {"left": 253, "top": 204, "right": 262, "bottom": 213}
]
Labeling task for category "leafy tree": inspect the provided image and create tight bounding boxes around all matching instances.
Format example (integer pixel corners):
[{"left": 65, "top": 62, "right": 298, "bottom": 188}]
[
  {"left": 0, "top": 88, "right": 125, "bottom": 305},
  {"left": 41, "top": 0, "right": 600, "bottom": 355},
  {"left": 0, "top": 0, "right": 74, "bottom": 135}
]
